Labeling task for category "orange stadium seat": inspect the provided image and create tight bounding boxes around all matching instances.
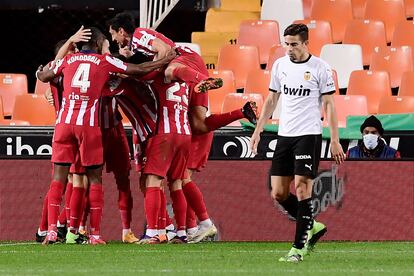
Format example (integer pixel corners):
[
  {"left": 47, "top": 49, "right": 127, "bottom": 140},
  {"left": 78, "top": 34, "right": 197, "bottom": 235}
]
[
  {"left": 203, "top": 55, "right": 219, "bottom": 70},
  {"left": 392, "top": 21, "right": 414, "bottom": 51},
  {"left": 118, "top": 108, "right": 131, "bottom": 126},
  {"left": 34, "top": 79, "right": 51, "bottom": 95},
  {"left": 406, "top": 0, "right": 414, "bottom": 18},
  {"left": 12, "top": 94, "right": 56, "bottom": 125},
  {"left": 343, "top": 19, "right": 387, "bottom": 66},
  {"left": 294, "top": 19, "right": 333, "bottom": 57},
  {"left": 303, "top": 0, "right": 313, "bottom": 19},
  {"left": 222, "top": 93, "right": 264, "bottom": 115},
  {"left": 325, "top": 95, "right": 368, "bottom": 127},
  {"left": 0, "top": 73, "right": 28, "bottom": 116},
  {"left": 237, "top": 20, "right": 280, "bottom": 64},
  {"left": 191, "top": 32, "right": 238, "bottom": 56},
  {"left": 218, "top": 45, "right": 261, "bottom": 89},
  {"left": 370, "top": 46, "right": 414, "bottom": 88},
  {"left": 398, "top": 71, "right": 414, "bottom": 96},
  {"left": 244, "top": 69, "right": 271, "bottom": 100},
  {"left": 208, "top": 69, "right": 236, "bottom": 114},
  {"left": 266, "top": 44, "right": 286, "bottom": 70},
  {"left": 0, "top": 119, "right": 30, "bottom": 126},
  {"left": 205, "top": 9, "right": 260, "bottom": 32},
  {"left": 310, "top": 0, "right": 354, "bottom": 43},
  {"left": 364, "top": 0, "right": 406, "bottom": 43},
  {"left": 351, "top": 0, "right": 367, "bottom": 19},
  {"left": 219, "top": 0, "right": 261, "bottom": 12},
  {"left": 347, "top": 70, "right": 392, "bottom": 114},
  {"left": 378, "top": 96, "right": 414, "bottom": 114}
]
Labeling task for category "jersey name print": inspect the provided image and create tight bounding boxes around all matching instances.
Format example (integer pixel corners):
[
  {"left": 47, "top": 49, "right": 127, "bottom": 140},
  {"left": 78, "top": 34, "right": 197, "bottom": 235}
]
[{"left": 269, "top": 55, "right": 335, "bottom": 137}]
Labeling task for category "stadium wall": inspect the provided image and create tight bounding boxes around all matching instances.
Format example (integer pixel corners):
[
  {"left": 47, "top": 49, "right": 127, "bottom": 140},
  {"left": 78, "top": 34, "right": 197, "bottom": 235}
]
[{"left": 0, "top": 160, "right": 413, "bottom": 241}]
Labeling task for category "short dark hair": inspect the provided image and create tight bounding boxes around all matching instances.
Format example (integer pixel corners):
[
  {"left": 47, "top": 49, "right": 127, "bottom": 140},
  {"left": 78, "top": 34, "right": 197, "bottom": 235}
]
[
  {"left": 284, "top": 23, "right": 309, "bottom": 42},
  {"left": 77, "top": 27, "right": 105, "bottom": 50},
  {"left": 107, "top": 12, "right": 136, "bottom": 35},
  {"left": 54, "top": 39, "right": 67, "bottom": 55}
]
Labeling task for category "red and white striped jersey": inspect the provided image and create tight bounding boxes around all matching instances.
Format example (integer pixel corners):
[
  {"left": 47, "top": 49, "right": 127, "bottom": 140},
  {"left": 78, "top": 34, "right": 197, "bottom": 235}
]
[
  {"left": 131, "top": 28, "right": 175, "bottom": 58},
  {"left": 148, "top": 74, "right": 191, "bottom": 136},
  {"left": 109, "top": 78, "right": 157, "bottom": 143},
  {"left": 52, "top": 51, "right": 128, "bottom": 127},
  {"left": 100, "top": 96, "right": 121, "bottom": 130}
]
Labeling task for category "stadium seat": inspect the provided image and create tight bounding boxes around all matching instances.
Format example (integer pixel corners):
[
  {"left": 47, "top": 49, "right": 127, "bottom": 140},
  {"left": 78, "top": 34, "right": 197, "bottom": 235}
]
[
  {"left": 191, "top": 32, "right": 238, "bottom": 56},
  {"left": 0, "top": 73, "right": 28, "bottom": 116},
  {"left": 205, "top": 9, "right": 260, "bottom": 32},
  {"left": 370, "top": 46, "right": 414, "bottom": 88},
  {"left": 364, "top": 0, "right": 406, "bottom": 43},
  {"left": 378, "top": 96, "right": 414, "bottom": 114},
  {"left": 12, "top": 94, "right": 56, "bottom": 125},
  {"left": 406, "top": 0, "right": 414, "bottom": 18},
  {"left": 261, "top": 0, "right": 304, "bottom": 42},
  {"left": 320, "top": 44, "right": 363, "bottom": 89},
  {"left": 324, "top": 95, "right": 368, "bottom": 127},
  {"left": 266, "top": 44, "right": 286, "bottom": 70},
  {"left": 398, "top": 71, "right": 414, "bottom": 96},
  {"left": 203, "top": 55, "right": 219, "bottom": 70},
  {"left": 244, "top": 69, "right": 271, "bottom": 100},
  {"left": 310, "top": 0, "right": 354, "bottom": 43},
  {"left": 343, "top": 19, "right": 387, "bottom": 66},
  {"left": 208, "top": 69, "right": 236, "bottom": 114},
  {"left": 175, "top": 42, "right": 201, "bottom": 55},
  {"left": 391, "top": 21, "right": 414, "bottom": 51},
  {"left": 351, "top": 0, "right": 367, "bottom": 19},
  {"left": 237, "top": 20, "right": 280, "bottom": 64},
  {"left": 347, "top": 70, "right": 392, "bottom": 114},
  {"left": 293, "top": 19, "right": 333, "bottom": 57},
  {"left": 219, "top": 0, "right": 261, "bottom": 12},
  {"left": 303, "top": 0, "right": 313, "bottom": 19},
  {"left": 222, "top": 93, "right": 264, "bottom": 115},
  {"left": 34, "top": 79, "right": 50, "bottom": 95},
  {"left": 0, "top": 119, "right": 30, "bottom": 126},
  {"left": 217, "top": 45, "right": 261, "bottom": 89},
  {"left": 118, "top": 108, "right": 131, "bottom": 126}
]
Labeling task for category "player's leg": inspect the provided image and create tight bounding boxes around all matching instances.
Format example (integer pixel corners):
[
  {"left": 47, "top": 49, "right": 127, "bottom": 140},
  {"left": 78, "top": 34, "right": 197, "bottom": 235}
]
[
  {"left": 168, "top": 179, "right": 188, "bottom": 243},
  {"left": 66, "top": 173, "right": 88, "bottom": 244},
  {"left": 270, "top": 175, "right": 296, "bottom": 220},
  {"left": 36, "top": 191, "right": 49, "bottom": 243}
]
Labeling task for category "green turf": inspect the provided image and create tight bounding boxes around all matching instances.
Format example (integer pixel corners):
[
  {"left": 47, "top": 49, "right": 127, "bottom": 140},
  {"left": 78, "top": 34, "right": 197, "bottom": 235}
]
[{"left": 0, "top": 242, "right": 413, "bottom": 275}]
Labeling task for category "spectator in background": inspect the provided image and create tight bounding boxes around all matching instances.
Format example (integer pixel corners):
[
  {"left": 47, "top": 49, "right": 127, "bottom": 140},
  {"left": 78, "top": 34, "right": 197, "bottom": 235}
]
[{"left": 347, "top": 115, "right": 400, "bottom": 159}]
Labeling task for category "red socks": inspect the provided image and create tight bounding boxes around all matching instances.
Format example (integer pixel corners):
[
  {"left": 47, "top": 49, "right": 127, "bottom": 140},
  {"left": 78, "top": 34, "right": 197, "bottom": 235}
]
[
  {"left": 39, "top": 192, "right": 49, "bottom": 232},
  {"left": 63, "top": 182, "right": 73, "bottom": 225},
  {"left": 183, "top": 181, "right": 209, "bottom": 221},
  {"left": 116, "top": 174, "right": 133, "bottom": 229},
  {"left": 144, "top": 187, "right": 161, "bottom": 230},
  {"left": 69, "top": 187, "right": 85, "bottom": 232},
  {"left": 205, "top": 109, "right": 244, "bottom": 131},
  {"left": 186, "top": 205, "right": 197, "bottom": 229},
  {"left": 89, "top": 184, "right": 104, "bottom": 236},
  {"left": 158, "top": 189, "right": 167, "bottom": 232},
  {"left": 47, "top": 180, "right": 64, "bottom": 231},
  {"left": 170, "top": 190, "right": 187, "bottom": 231},
  {"left": 172, "top": 67, "right": 208, "bottom": 84}
]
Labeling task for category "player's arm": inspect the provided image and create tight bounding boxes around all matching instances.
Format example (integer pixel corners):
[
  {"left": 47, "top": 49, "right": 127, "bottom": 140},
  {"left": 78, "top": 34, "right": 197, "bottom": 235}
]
[
  {"left": 322, "top": 93, "right": 345, "bottom": 164},
  {"left": 151, "top": 38, "right": 172, "bottom": 61},
  {"left": 125, "top": 48, "right": 176, "bottom": 76},
  {"left": 36, "top": 65, "right": 56, "bottom": 83},
  {"left": 55, "top": 26, "right": 91, "bottom": 60},
  {"left": 189, "top": 106, "right": 209, "bottom": 134},
  {"left": 250, "top": 92, "right": 280, "bottom": 154}
]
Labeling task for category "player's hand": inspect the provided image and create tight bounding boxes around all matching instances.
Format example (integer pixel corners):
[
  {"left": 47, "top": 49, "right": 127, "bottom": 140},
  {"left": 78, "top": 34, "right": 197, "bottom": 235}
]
[
  {"left": 119, "top": 46, "right": 133, "bottom": 58},
  {"left": 330, "top": 140, "right": 346, "bottom": 164},
  {"left": 164, "top": 47, "right": 177, "bottom": 62},
  {"left": 69, "top": 25, "right": 92, "bottom": 44},
  {"left": 250, "top": 131, "right": 261, "bottom": 155},
  {"left": 44, "top": 88, "right": 54, "bottom": 106}
]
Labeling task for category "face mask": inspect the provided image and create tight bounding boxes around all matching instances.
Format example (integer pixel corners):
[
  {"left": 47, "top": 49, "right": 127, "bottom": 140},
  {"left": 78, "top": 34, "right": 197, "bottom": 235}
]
[{"left": 363, "top": 134, "right": 379, "bottom": 150}]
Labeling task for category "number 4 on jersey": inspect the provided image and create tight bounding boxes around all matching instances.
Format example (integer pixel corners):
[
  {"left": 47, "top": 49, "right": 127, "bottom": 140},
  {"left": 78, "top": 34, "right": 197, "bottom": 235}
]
[{"left": 71, "top": 63, "right": 91, "bottom": 93}]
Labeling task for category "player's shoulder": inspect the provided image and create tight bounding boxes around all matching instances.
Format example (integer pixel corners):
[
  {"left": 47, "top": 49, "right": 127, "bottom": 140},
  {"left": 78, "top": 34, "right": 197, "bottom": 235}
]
[
  {"left": 271, "top": 55, "right": 289, "bottom": 71},
  {"left": 134, "top": 27, "right": 158, "bottom": 36},
  {"left": 309, "top": 55, "right": 331, "bottom": 69}
]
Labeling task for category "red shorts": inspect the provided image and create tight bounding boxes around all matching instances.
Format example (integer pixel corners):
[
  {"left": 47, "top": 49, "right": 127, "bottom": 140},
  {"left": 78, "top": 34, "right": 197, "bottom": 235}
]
[
  {"left": 187, "top": 132, "right": 214, "bottom": 171},
  {"left": 175, "top": 48, "right": 209, "bottom": 78},
  {"left": 143, "top": 133, "right": 191, "bottom": 181},
  {"left": 52, "top": 124, "right": 103, "bottom": 167},
  {"left": 69, "top": 153, "right": 85, "bottom": 174},
  {"left": 102, "top": 123, "right": 131, "bottom": 174}
]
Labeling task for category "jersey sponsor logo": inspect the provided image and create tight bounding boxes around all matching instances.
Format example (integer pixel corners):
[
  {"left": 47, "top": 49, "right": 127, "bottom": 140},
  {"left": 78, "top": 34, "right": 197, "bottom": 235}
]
[
  {"left": 295, "top": 154, "right": 311, "bottom": 160},
  {"left": 67, "top": 55, "right": 101, "bottom": 65},
  {"left": 304, "top": 71, "right": 311, "bottom": 81},
  {"left": 283, "top": 84, "right": 310, "bottom": 96}
]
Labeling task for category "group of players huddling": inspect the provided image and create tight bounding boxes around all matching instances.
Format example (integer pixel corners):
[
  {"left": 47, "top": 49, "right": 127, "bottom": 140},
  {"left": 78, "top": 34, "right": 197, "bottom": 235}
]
[{"left": 35, "top": 12, "right": 258, "bottom": 245}]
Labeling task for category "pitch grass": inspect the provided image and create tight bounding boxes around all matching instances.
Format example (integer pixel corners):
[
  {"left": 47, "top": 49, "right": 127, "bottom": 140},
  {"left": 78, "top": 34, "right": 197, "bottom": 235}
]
[{"left": 0, "top": 242, "right": 413, "bottom": 275}]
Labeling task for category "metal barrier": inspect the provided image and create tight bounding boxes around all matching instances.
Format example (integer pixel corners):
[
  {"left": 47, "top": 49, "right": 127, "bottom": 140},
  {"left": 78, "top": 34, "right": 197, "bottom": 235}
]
[{"left": 140, "top": 0, "right": 180, "bottom": 29}]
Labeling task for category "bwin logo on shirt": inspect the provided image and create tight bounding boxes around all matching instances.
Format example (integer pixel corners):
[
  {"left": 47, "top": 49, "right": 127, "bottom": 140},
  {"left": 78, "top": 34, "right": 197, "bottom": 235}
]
[{"left": 283, "top": 84, "right": 310, "bottom": 96}]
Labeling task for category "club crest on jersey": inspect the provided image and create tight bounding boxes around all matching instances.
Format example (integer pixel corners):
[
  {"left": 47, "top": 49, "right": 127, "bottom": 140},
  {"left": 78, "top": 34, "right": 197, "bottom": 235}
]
[{"left": 304, "top": 71, "right": 311, "bottom": 81}]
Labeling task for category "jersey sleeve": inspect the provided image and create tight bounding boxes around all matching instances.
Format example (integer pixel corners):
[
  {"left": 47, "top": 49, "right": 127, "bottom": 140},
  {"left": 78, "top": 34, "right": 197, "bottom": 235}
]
[
  {"left": 269, "top": 59, "right": 281, "bottom": 93},
  {"left": 103, "top": 55, "right": 128, "bottom": 74},
  {"left": 52, "top": 57, "right": 67, "bottom": 76},
  {"left": 319, "top": 61, "right": 336, "bottom": 94},
  {"left": 190, "top": 89, "right": 209, "bottom": 108},
  {"left": 131, "top": 28, "right": 157, "bottom": 52}
]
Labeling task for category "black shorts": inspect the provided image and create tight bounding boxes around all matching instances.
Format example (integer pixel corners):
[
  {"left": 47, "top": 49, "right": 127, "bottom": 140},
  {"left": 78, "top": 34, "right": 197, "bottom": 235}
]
[{"left": 271, "top": 134, "right": 322, "bottom": 179}]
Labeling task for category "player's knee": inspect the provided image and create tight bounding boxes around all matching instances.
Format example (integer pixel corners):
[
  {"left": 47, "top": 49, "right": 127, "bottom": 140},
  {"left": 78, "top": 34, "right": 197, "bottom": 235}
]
[{"left": 271, "top": 190, "right": 288, "bottom": 203}]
